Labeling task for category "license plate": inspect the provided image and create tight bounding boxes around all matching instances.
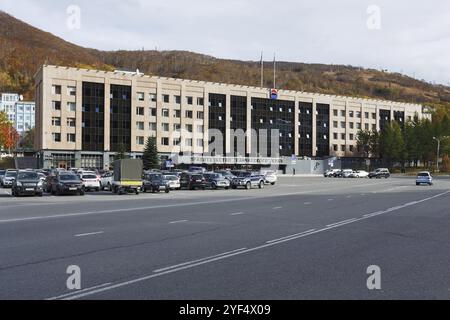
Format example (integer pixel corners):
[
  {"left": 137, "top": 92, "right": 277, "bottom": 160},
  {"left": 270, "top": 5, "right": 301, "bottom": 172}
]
[
  {"left": 69, "top": 187, "right": 77, "bottom": 191},
  {"left": 196, "top": 180, "right": 201, "bottom": 182},
  {"left": 26, "top": 188, "right": 34, "bottom": 191}
]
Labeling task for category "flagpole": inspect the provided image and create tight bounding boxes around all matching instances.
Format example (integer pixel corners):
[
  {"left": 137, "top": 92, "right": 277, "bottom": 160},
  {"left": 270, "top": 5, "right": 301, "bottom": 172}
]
[
  {"left": 260, "top": 51, "right": 264, "bottom": 88},
  {"left": 273, "top": 53, "right": 276, "bottom": 89}
]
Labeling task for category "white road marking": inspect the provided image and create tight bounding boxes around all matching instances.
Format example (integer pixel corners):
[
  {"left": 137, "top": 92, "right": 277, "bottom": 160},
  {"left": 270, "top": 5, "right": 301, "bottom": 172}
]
[
  {"left": 230, "top": 212, "right": 244, "bottom": 216},
  {"left": 169, "top": 220, "right": 188, "bottom": 224},
  {"left": 327, "top": 199, "right": 334, "bottom": 201},
  {"left": 74, "top": 231, "right": 104, "bottom": 237},
  {"left": 346, "top": 195, "right": 352, "bottom": 198},
  {"left": 304, "top": 202, "right": 311, "bottom": 205},
  {"left": 326, "top": 218, "right": 358, "bottom": 227},
  {"left": 266, "top": 229, "right": 316, "bottom": 243},
  {"left": 46, "top": 283, "right": 112, "bottom": 300},
  {"left": 153, "top": 248, "right": 247, "bottom": 273},
  {"left": 0, "top": 180, "right": 402, "bottom": 224},
  {"left": 272, "top": 206, "right": 283, "bottom": 210},
  {"left": 55, "top": 190, "right": 450, "bottom": 300}
]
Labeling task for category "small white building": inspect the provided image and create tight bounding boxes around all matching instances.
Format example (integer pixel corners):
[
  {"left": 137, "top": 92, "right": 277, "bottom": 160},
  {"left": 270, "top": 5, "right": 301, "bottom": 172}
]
[
  {"left": 0, "top": 93, "right": 19, "bottom": 122},
  {"left": 15, "top": 101, "right": 36, "bottom": 134}
]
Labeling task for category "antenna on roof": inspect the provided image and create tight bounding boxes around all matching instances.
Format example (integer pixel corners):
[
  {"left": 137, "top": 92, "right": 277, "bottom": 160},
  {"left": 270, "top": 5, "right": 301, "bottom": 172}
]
[{"left": 260, "top": 51, "right": 264, "bottom": 88}]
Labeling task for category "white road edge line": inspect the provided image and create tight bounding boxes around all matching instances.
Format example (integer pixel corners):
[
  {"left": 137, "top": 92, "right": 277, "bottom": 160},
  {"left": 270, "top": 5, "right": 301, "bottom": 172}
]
[
  {"left": 46, "top": 283, "right": 112, "bottom": 300},
  {"left": 153, "top": 248, "right": 248, "bottom": 273},
  {"left": 74, "top": 231, "right": 104, "bottom": 237},
  {"left": 169, "top": 220, "right": 188, "bottom": 224},
  {"left": 266, "top": 229, "right": 316, "bottom": 244},
  {"left": 57, "top": 189, "right": 450, "bottom": 300},
  {"left": 326, "top": 218, "right": 358, "bottom": 227},
  {"left": 272, "top": 207, "right": 283, "bottom": 210},
  {"left": 230, "top": 212, "right": 244, "bottom": 216}
]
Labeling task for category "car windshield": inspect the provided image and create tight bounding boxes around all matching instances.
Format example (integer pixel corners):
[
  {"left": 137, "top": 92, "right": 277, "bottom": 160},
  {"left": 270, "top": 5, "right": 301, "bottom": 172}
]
[
  {"left": 82, "top": 174, "right": 97, "bottom": 179},
  {"left": 418, "top": 173, "right": 430, "bottom": 177},
  {"left": 17, "top": 172, "right": 38, "bottom": 180},
  {"left": 6, "top": 171, "right": 17, "bottom": 177},
  {"left": 191, "top": 175, "right": 203, "bottom": 180},
  {"left": 237, "top": 172, "right": 251, "bottom": 177},
  {"left": 148, "top": 174, "right": 162, "bottom": 181},
  {"left": 59, "top": 174, "right": 79, "bottom": 181}
]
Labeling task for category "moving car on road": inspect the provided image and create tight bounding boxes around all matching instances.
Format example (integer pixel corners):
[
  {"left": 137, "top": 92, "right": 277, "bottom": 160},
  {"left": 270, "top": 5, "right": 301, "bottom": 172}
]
[
  {"left": 369, "top": 168, "right": 390, "bottom": 179},
  {"left": 231, "top": 171, "right": 265, "bottom": 189},
  {"left": 180, "top": 172, "right": 206, "bottom": 190},
  {"left": 112, "top": 159, "right": 142, "bottom": 195},
  {"left": 203, "top": 172, "right": 230, "bottom": 189},
  {"left": 11, "top": 171, "right": 43, "bottom": 197},
  {"left": 50, "top": 172, "right": 85, "bottom": 196},
  {"left": 1, "top": 169, "right": 18, "bottom": 188},
  {"left": 416, "top": 171, "right": 433, "bottom": 186},
  {"left": 142, "top": 173, "right": 170, "bottom": 193}
]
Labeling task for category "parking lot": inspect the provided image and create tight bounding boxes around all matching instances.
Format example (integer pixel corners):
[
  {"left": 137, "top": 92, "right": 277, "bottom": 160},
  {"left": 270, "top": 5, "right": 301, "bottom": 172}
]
[{"left": 0, "top": 174, "right": 450, "bottom": 299}]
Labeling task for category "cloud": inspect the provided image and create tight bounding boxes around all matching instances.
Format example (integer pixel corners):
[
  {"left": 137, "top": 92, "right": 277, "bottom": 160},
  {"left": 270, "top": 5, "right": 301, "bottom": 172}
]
[{"left": 0, "top": 0, "right": 449, "bottom": 84}]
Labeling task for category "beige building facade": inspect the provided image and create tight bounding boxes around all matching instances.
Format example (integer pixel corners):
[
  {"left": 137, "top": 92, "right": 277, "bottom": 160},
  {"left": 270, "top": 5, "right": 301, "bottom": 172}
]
[{"left": 34, "top": 65, "right": 430, "bottom": 169}]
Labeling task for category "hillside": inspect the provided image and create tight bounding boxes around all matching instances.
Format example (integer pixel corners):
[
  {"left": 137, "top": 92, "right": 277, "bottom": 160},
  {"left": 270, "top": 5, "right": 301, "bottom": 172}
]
[{"left": 0, "top": 11, "right": 449, "bottom": 110}]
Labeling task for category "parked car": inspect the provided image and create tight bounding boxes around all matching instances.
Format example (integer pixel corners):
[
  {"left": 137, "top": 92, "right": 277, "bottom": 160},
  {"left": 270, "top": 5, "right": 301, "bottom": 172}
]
[
  {"left": 50, "top": 172, "right": 85, "bottom": 195},
  {"left": 11, "top": 171, "right": 43, "bottom": 197},
  {"left": 1, "top": 170, "right": 18, "bottom": 188},
  {"left": 100, "top": 171, "right": 114, "bottom": 191},
  {"left": 341, "top": 169, "right": 354, "bottom": 178},
  {"left": 163, "top": 174, "right": 181, "bottom": 190},
  {"left": 369, "top": 168, "right": 390, "bottom": 179},
  {"left": 142, "top": 173, "right": 170, "bottom": 193},
  {"left": 416, "top": 171, "right": 433, "bottom": 186},
  {"left": 180, "top": 172, "right": 206, "bottom": 190},
  {"left": 0, "top": 169, "right": 6, "bottom": 185},
  {"left": 214, "top": 170, "right": 236, "bottom": 181},
  {"left": 231, "top": 171, "right": 265, "bottom": 189},
  {"left": 261, "top": 170, "right": 277, "bottom": 185},
  {"left": 324, "top": 169, "right": 340, "bottom": 177},
  {"left": 188, "top": 166, "right": 207, "bottom": 173},
  {"left": 353, "top": 170, "right": 369, "bottom": 178},
  {"left": 80, "top": 173, "right": 101, "bottom": 192},
  {"left": 203, "top": 172, "right": 230, "bottom": 189}
]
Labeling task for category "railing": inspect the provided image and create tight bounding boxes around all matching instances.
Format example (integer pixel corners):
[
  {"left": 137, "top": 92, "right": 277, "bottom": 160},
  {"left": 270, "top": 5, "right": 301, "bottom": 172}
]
[{"left": 172, "top": 155, "right": 289, "bottom": 165}]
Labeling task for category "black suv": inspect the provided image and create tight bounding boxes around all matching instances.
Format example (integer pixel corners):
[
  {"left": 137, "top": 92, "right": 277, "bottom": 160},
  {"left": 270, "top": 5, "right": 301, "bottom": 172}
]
[
  {"left": 11, "top": 171, "right": 43, "bottom": 197},
  {"left": 142, "top": 173, "right": 170, "bottom": 193},
  {"left": 368, "top": 168, "right": 390, "bottom": 179},
  {"left": 48, "top": 172, "right": 85, "bottom": 195},
  {"left": 180, "top": 172, "right": 206, "bottom": 190}
]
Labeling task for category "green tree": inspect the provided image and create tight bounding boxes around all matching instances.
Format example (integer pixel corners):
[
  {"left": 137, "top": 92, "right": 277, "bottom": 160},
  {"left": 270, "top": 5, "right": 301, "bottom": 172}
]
[
  {"left": 19, "top": 128, "right": 35, "bottom": 150},
  {"left": 114, "top": 143, "right": 129, "bottom": 161},
  {"left": 356, "top": 129, "right": 371, "bottom": 157},
  {"left": 142, "top": 136, "right": 160, "bottom": 170},
  {"left": 379, "top": 122, "right": 406, "bottom": 167}
]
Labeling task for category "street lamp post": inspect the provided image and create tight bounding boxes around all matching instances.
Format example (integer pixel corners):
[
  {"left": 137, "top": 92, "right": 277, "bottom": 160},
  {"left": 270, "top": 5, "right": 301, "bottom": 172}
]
[{"left": 433, "top": 136, "right": 449, "bottom": 172}]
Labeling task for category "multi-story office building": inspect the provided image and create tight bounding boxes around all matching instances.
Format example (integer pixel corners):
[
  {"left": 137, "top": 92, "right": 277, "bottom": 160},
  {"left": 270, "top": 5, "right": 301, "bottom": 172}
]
[
  {"left": 0, "top": 93, "right": 20, "bottom": 122},
  {"left": 34, "top": 65, "right": 430, "bottom": 169},
  {"left": 14, "top": 101, "right": 35, "bottom": 134}
]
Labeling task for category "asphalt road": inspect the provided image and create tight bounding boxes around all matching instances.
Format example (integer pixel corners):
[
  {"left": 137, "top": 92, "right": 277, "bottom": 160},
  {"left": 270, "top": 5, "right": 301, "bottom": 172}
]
[{"left": 0, "top": 175, "right": 449, "bottom": 300}]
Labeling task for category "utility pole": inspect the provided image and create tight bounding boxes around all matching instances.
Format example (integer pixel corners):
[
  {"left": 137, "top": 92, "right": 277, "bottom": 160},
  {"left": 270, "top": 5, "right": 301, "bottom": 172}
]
[{"left": 433, "top": 136, "right": 448, "bottom": 172}]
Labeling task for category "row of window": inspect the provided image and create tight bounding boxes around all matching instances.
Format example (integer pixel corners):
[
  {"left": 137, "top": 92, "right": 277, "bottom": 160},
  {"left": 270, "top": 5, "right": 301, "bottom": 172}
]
[
  {"left": 333, "top": 144, "right": 358, "bottom": 152},
  {"left": 52, "top": 85, "right": 76, "bottom": 96},
  {"left": 158, "top": 137, "right": 204, "bottom": 147},
  {"left": 138, "top": 122, "right": 204, "bottom": 133},
  {"left": 332, "top": 121, "right": 375, "bottom": 130},
  {"left": 52, "top": 101, "right": 77, "bottom": 112},
  {"left": 137, "top": 93, "right": 205, "bottom": 106},
  {"left": 143, "top": 108, "right": 204, "bottom": 119},
  {"left": 52, "top": 117, "right": 76, "bottom": 127},
  {"left": 52, "top": 133, "right": 76, "bottom": 143}
]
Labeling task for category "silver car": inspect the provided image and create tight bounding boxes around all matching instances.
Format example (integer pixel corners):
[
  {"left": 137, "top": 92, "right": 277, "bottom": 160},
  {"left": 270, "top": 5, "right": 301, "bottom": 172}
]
[{"left": 416, "top": 171, "right": 433, "bottom": 186}]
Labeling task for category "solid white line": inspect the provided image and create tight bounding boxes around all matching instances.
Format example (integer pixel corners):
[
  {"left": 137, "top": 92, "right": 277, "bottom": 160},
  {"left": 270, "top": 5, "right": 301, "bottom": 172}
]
[
  {"left": 0, "top": 180, "right": 395, "bottom": 224},
  {"left": 328, "top": 198, "right": 334, "bottom": 201},
  {"left": 74, "top": 231, "right": 104, "bottom": 237},
  {"left": 153, "top": 248, "right": 248, "bottom": 273},
  {"left": 272, "top": 206, "right": 283, "bottom": 210},
  {"left": 230, "top": 212, "right": 244, "bottom": 216},
  {"left": 46, "top": 283, "right": 112, "bottom": 300},
  {"left": 169, "top": 220, "right": 188, "bottom": 224},
  {"left": 57, "top": 189, "right": 450, "bottom": 300},
  {"left": 266, "top": 229, "right": 316, "bottom": 243},
  {"left": 326, "top": 218, "right": 358, "bottom": 227}
]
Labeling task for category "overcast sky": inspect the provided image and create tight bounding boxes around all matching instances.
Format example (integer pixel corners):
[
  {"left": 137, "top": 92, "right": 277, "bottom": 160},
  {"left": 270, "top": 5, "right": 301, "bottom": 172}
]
[{"left": 1, "top": 0, "right": 449, "bottom": 85}]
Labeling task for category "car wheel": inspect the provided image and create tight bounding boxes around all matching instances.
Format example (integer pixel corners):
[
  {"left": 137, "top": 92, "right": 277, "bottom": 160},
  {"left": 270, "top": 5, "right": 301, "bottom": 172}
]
[
  {"left": 37, "top": 192, "right": 43, "bottom": 197},
  {"left": 271, "top": 182, "right": 275, "bottom": 185},
  {"left": 165, "top": 188, "right": 170, "bottom": 193},
  {"left": 212, "top": 183, "right": 217, "bottom": 190},
  {"left": 416, "top": 183, "right": 419, "bottom": 186},
  {"left": 96, "top": 188, "right": 100, "bottom": 192},
  {"left": 259, "top": 181, "right": 264, "bottom": 189},
  {"left": 231, "top": 185, "right": 237, "bottom": 189},
  {"left": 246, "top": 182, "right": 251, "bottom": 190},
  {"left": 225, "top": 187, "right": 229, "bottom": 190},
  {"left": 135, "top": 189, "right": 140, "bottom": 195}
]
